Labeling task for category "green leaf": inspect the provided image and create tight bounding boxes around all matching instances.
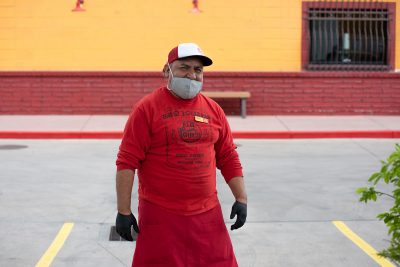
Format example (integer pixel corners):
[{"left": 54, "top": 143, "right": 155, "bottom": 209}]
[
  {"left": 356, "top": 187, "right": 367, "bottom": 194},
  {"left": 368, "top": 172, "right": 381, "bottom": 184}
]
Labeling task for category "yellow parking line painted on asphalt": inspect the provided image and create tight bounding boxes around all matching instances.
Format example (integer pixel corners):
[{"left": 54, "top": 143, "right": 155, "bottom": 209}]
[
  {"left": 332, "top": 221, "right": 395, "bottom": 267},
  {"left": 35, "top": 222, "right": 74, "bottom": 267}
]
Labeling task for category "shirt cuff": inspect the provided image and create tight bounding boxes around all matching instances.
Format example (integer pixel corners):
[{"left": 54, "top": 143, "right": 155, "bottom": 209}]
[
  {"left": 222, "top": 169, "right": 244, "bottom": 183},
  {"left": 116, "top": 163, "right": 135, "bottom": 172}
]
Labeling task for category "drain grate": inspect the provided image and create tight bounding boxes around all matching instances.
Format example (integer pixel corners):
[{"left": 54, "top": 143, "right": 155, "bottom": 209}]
[
  {"left": 109, "top": 226, "right": 137, "bottom": 241},
  {"left": 0, "top": 145, "right": 28, "bottom": 150}
]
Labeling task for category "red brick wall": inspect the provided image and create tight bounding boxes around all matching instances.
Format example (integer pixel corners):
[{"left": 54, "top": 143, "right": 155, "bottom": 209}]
[{"left": 0, "top": 71, "right": 399, "bottom": 115}]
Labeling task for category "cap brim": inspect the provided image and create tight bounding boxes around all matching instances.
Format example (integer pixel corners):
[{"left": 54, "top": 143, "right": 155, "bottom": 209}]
[
  {"left": 180, "top": 55, "right": 213, "bottom": 66},
  {"left": 199, "top": 56, "right": 213, "bottom": 66}
]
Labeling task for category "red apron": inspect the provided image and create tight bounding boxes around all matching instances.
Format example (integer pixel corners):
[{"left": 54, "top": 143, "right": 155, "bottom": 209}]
[{"left": 132, "top": 200, "right": 238, "bottom": 267}]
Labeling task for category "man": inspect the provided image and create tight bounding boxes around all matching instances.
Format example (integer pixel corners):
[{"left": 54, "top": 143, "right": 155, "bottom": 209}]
[{"left": 115, "top": 42, "right": 247, "bottom": 267}]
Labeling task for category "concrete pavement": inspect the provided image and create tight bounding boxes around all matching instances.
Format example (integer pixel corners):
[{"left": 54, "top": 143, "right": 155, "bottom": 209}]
[
  {"left": 0, "top": 138, "right": 399, "bottom": 266},
  {"left": 0, "top": 115, "right": 400, "bottom": 138},
  {"left": 1, "top": 115, "right": 400, "bottom": 266}
]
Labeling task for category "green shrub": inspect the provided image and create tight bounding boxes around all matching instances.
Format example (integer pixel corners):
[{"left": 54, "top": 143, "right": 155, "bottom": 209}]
[{"left": 357, "top": 143, "right": 400, "bottom": 264}]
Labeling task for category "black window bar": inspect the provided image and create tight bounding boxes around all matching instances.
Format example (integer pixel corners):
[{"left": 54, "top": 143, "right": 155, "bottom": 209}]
[{"left": 306, "top": 0, "right": 391, "bottom": 71}]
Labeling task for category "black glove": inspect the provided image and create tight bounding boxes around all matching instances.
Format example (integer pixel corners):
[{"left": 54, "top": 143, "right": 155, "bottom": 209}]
[
  {"left": 116, "top": 212, "right": 140, "bottom": 241},
  {"left": 230, "top": 201, "right": 247, "bottom": 230}
]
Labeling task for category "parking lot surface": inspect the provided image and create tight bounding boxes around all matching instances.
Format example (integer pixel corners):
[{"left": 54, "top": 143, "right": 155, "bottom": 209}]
[{"left": 0, "top": 138, "right": 398, "bottom": 266}]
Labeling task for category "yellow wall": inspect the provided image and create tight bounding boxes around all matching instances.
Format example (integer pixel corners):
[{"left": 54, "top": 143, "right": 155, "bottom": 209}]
[{"left": 0, "top": 0, "right": 398, "bottom": 71}]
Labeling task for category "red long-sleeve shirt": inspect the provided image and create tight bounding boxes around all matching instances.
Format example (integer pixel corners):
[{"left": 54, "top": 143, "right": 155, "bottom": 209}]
[{"left": 116, "top": 87, "right": 243, "bottom": 215}]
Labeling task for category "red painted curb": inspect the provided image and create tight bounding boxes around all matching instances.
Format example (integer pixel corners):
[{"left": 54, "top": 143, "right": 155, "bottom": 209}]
[
  {"left": 232, "top": 130, "right": 399, "bottom": 139},
  {"left": 0, "top": 130, "right": 399, "bottom": 139}
]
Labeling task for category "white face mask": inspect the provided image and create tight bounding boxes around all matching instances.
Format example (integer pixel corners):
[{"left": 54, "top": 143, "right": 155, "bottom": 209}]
[{"left": 167, "top": 64, "right": 203, "bottom": 99}]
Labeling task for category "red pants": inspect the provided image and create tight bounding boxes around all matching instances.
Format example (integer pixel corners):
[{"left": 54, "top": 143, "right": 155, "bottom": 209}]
[{"left": 132, "top": 200, "right": 238, "bottom": 267}]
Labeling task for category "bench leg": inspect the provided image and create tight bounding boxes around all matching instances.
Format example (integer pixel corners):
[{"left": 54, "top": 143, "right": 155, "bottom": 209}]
[{"left": 240, "top": 99, "right": 246, "bottom": 118}]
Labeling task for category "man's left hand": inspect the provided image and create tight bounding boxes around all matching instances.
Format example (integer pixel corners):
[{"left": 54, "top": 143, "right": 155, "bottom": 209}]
[
  {"left": 116, "top": 212, "right": 139, "bottom": 241},
  {"left": 230, "top": 201, "right": 247, "bottom": 230}
]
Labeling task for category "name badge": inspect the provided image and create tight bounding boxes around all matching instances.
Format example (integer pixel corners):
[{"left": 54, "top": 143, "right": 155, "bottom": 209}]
[{"left": 194, "top": 116, "right": 209, "bottom": 124}]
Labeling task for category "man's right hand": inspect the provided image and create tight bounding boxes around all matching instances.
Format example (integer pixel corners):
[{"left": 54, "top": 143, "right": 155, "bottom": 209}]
[{"left": 116, "top": 212, "right": 140, "bottom": 241}]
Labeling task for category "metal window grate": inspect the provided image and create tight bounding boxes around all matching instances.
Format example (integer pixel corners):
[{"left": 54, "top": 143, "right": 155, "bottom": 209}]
[{"left": 305, "top": 0, "right": 391, "bottom": 71}]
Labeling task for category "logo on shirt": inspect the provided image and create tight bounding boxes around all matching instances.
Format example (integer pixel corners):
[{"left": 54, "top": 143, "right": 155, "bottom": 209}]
[
  {"left": 163, "top": 109, "right": 216, "bottom": 170},
  {"left": 179, "top": 121, "right": 202, "bottom": 143}
]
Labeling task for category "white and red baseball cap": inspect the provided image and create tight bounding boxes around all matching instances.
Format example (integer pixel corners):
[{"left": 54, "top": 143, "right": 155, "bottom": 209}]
[{"left": 168, "top": 43, "right": 213, "bottom": 66}]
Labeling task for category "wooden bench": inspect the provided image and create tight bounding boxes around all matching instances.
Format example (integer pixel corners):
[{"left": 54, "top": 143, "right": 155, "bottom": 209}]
[{"left": 202, "top": 91, "right": 251, "bottom": 118}]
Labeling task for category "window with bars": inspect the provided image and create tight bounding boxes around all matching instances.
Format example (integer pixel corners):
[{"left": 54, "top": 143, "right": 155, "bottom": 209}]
[{"left": 302, "top": 1, "right": 395, "bottom": 71}]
